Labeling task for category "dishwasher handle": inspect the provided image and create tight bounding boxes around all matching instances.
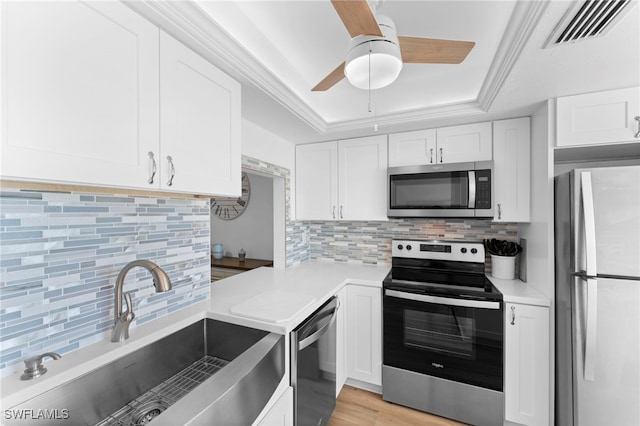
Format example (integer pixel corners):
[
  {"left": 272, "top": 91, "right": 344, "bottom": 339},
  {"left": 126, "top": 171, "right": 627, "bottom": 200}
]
[{"left": 298, "top": 298, "right": 340, "bottom": 351}]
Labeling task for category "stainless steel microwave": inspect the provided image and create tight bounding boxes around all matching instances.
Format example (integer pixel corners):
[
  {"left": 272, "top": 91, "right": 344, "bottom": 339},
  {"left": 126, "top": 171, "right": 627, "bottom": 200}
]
[{"left": 387, "top": 161, "right": 493, "bottom": 218}]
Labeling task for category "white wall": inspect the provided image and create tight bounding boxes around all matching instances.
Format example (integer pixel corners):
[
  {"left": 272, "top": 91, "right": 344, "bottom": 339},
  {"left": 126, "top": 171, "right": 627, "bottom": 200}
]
[
  {"left": 241, "top": 118, "right": 296, "bottom": 218},
  {"left": 211, "top": 171, "right": 274, "bottom": 259},
  {"left": 518, "top": 102, "right": 554, "bottom": 299}
]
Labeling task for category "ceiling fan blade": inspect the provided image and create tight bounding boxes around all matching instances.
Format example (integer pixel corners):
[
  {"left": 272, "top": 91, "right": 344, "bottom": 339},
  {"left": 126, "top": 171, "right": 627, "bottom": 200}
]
[
  {"left": 331, "top": 0, "right": 383, "bottom": 38},
  {"left": 398, "top": 36, "right": 475, "bottom": 64},
  {"left": 312, "top": 62, "right": 346, "bottom": 91}
]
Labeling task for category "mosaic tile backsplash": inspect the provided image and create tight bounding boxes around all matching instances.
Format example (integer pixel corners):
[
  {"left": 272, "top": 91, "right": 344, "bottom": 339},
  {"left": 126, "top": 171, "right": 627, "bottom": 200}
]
[
  {"left": 304, "top": 218, "right": 519, "bottom": 265},
  {"left": 0, "top": 188, "right": 210, "bottom": 376}
]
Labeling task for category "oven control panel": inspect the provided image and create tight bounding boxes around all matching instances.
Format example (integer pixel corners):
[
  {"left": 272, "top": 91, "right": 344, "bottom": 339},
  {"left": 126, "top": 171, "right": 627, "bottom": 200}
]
[{"left": 392, "top": 240, "right": 485, "bottom": 263}]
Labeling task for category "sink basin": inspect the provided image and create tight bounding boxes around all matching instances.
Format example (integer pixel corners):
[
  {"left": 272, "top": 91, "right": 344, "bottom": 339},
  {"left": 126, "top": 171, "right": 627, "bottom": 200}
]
[{"left": 5, "top": 319, "right": 285, "bottom": 425}]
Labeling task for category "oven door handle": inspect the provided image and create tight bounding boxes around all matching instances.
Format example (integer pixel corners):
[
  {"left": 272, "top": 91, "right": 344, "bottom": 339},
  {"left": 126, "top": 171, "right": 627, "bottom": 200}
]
[{"left": 385, "top": 289, "right": 501, "bottom": 310}]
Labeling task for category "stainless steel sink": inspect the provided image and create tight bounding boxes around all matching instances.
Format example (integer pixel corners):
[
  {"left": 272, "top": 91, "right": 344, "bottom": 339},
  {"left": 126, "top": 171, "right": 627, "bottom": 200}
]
[{"left": 6, "top": 319, "right": 285, "bottom": 425}]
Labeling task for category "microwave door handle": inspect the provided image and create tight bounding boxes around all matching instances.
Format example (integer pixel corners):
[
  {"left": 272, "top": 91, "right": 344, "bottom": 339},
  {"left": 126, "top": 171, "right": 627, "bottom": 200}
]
[{"left": 468, "top": 171, "right": 476, "bottom": 208}]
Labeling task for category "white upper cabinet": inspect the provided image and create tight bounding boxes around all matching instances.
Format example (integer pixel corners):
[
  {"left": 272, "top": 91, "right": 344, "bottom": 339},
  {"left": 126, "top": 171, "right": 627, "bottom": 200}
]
[
  {"left": 296, "top": 136, "right": 387, "bottom": 221},
  {"left": 388, "top": 129, "right": 436, "bottom": 167},
  {"left": 389, "top": 122, "right": 491, "bottom": 167},
  {"left": 493, "top": 118, "right": 531, "bottom": 222},
  {"left": 338, "top": 135, "right": 388, "bottom": 221},
  {"left": 296, "top": 141, "right": 338, "bottom": 221},
  {"left": 1, "top": 1, "right": 159, "bottom": 188},
  {"left": 1, "top": 2, "right": 241, "bottom": 196},
  {"left": 556, "top": 87, "right": 640, "bottom": 147},
  {"left": 436, "top": 122, "right": 493, "bottom": 164},
  {"left": 160, "top": 32, "right": 241, "bottom": 196}
]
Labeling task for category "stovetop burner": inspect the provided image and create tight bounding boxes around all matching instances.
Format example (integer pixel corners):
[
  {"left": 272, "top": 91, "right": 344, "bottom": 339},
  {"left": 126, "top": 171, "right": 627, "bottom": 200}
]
[{"left": 384, "top": 239, "right": 503, "bottom": 301}]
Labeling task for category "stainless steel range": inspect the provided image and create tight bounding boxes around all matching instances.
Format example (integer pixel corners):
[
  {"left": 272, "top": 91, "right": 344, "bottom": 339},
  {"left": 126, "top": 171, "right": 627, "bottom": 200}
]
[{"left": 382, "top": 239, "right": 504, "bottom": 426}]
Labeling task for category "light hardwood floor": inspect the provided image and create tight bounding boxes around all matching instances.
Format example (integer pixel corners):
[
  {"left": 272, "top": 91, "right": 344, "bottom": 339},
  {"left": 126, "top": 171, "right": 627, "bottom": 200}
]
[{"left": 328, "top": 385, "right": 466, "bottom": 426}]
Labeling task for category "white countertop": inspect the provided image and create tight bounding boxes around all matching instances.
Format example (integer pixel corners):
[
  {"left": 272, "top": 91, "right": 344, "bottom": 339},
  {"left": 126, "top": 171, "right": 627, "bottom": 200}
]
[
  {"left": 208, "top": 261, "right": 390, "bottom": 333},
  {"left": 487, "top": 275, "right": 550, "bottom": 307},
  {"left": 1, "top": 260, "right": 548, "bottom": 409}
]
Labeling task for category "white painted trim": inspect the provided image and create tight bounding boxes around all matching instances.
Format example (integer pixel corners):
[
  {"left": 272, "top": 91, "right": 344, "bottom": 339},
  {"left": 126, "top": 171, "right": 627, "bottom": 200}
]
[{"left": 124, "top": 0, "right": 548, "bottom": 136}]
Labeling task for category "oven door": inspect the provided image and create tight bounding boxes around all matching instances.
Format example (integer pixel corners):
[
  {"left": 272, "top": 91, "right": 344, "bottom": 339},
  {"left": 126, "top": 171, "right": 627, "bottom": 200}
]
[{"left": 383, "top": 289, "right": 503, "bottom": 391}]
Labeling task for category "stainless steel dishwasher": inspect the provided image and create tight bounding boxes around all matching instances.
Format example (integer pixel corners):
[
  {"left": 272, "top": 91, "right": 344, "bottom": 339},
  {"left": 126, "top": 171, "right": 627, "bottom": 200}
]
[{"left": 291, "top": 296, "right": 339, "bottom": 426}]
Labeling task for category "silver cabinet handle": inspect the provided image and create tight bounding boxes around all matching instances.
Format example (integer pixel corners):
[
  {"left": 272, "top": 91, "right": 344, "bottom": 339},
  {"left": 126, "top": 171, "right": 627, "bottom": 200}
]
[
  {"left": 430, "top": 148, "right": 434, "bottom": 164},
  {"left": 498, "top": 203, "right": 502, "bottom": 220},
  {"left": 332, "top": 206, "right": 336, "bottom": 219},
  {"left": 634, "top": 116, "right": 640, "bottom": 138},
  {"left": 439, "top": 147, "right": 443, "bottom": 163},
  {"left": 166, "top": 156, "right": 175, "bottom": 187},
  {"left": 339, "top": 205, "right": 343, "bottom": 219},
  {"left": 510, "top": 305, "right": 516, "bottom": 325},
  {"left": 147, "top": 152, "right": 156, "bottom": 184}
]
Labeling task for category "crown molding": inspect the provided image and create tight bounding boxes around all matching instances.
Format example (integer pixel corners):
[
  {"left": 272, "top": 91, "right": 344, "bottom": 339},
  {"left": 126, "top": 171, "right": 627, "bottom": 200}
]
[
  {"left": 124, "top": 0, "right": 548, "bottom": 137},
  {"left": 476, "top": 0, "right": 550, "bottom": 111},
  {"left": 123, "top": 0, "right": 328, "bottom": 134}
]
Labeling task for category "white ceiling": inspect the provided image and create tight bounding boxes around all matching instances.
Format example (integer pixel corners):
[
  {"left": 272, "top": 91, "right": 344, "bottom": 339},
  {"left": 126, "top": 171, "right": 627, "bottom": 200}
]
[{"left": 130, "top": 0, "right": 640, "bottom": 143}]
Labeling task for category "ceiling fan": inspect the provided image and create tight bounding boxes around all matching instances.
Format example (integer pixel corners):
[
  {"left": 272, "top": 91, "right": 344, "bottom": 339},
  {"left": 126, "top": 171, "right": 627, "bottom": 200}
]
[{"left": 312, "top": 0, "right": 476, "bottom": 91}]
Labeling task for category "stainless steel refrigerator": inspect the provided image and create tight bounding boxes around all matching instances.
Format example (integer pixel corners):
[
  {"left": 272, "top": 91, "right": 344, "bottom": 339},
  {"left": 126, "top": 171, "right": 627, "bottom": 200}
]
[{"left": 555, "top": 165, "right": 640, "bottom": 425}]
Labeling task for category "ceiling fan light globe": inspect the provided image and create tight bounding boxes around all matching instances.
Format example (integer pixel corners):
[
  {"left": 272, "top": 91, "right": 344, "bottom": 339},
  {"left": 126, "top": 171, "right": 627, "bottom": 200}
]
[{"left": 344, "top": 38, "right": 403, "bottom": 90}]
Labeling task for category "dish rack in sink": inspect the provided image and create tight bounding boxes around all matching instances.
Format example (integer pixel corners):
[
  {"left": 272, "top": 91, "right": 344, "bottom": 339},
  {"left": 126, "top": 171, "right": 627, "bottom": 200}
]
[{"left": 95, "top": 356, "right": 229, "bottom": 426}]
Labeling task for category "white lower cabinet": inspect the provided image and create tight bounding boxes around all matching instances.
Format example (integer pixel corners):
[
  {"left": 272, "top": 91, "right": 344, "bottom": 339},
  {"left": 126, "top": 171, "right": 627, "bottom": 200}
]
[
  {"left": 504, "top": 303, "right": 550, "bottom": 425},
  {"left": 256, "top": 386, "right": 293, "bottom": 426},
  {"left": 335, "top": 287, "right": 348, "bottom": 396},
  {"left": 346, "top": 285, "right": 382, "bottom": 387}
]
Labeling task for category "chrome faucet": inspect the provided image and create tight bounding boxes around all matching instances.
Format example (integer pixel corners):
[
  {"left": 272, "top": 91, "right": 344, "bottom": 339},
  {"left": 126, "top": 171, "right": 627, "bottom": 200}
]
[{"left": 111, "top": 260, "right": 172, "bottom": 342}]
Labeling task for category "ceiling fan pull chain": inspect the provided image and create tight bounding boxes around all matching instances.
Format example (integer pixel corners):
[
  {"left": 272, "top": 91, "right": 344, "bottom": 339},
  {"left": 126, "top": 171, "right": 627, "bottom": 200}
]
[
  {"left": 366, "top": 41, "right": 379, "bottom": 132},
  {"left": 368, "top": 41, "right": 372, "bottom": 113}
]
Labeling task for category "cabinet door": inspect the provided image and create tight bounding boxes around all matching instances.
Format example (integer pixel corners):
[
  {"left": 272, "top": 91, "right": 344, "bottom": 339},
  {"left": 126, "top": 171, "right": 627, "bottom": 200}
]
[
  {"left": 556, "top": 87, "right": 640, "bottom": 147},
  {"left": 505, "top": 303, "right": 550, "bottom": 426},
  {"left": 256, "top": 387, "right": 293, "bottom": 426},
  {"left": 1, "top": 1, "right": 159, "bottom": 188},
  {"left": 295, "top": 142, "right": 338, "bottom": 220},
  {"left": 338, "top": 135, "right": 388, "bottom": 220},
  {"left": 346, "top": 285, "right": 382, "bottom": 386},
  {"left": 493, "top": 118, "right": 530, "bottom": 222},
  {"left": 160, "top": 32, "right": 241, "bottom": 195},
  {"left": 436, "top": 122, "right": 492, "bottom": 163},
  {"left": 388, "top": 129, "right": 436, "bottom": 166},
  {"left": 335, "top": 287, "right": 348, "bottom": 397}
]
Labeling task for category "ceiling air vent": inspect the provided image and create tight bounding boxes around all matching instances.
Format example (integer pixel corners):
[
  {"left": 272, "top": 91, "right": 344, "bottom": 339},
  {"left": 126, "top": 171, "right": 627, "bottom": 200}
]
[{"left": 545, "top": 0, "right": 634, "bottom": 47}]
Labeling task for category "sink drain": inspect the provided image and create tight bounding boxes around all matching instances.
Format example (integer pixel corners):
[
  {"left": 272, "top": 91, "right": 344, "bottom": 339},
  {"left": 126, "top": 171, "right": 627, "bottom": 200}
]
[{"left": 132, "top": 400, "right": 169, "bottom": 426}]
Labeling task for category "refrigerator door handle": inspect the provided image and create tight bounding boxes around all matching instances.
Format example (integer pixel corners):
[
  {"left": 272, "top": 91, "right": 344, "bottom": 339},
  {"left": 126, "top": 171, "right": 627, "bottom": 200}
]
[
  {"left": 584, "top": 278, "right": 598, "bottom": 381},
  {"left": 580, "top": 172, "right": 598, "bottom": 277}
]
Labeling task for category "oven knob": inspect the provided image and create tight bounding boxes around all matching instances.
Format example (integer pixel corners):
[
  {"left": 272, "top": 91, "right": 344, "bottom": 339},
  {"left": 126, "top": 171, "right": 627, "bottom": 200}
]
[
  {"left": 397, "top": 244, "right": 403, "bottom": 250},
  {"left": 471, "top": 248, "right": 478, "bottom": 254},
  {"left": 406, "top": 245, "right": 412, "bottom": 251},
  {"left": 461, "top": 248, "right": 467, "bottom": 254}
]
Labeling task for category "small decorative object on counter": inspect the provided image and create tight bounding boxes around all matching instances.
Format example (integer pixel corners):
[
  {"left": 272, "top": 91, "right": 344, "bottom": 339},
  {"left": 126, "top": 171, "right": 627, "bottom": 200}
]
[
  {"left": 213, "top": 244, "right": 224, "bottom": 260},
  {"left": 238, "top": 248, "right": 246, "bottom": 262},
  {"left": 484, "top": 238, "right": 522, "bottom": 280}
]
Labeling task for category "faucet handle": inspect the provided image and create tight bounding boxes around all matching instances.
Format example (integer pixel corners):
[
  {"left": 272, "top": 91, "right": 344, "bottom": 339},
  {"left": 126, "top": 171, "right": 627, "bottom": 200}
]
[{"left": 21, "top": 352, "right": 61, "bottom": 380}]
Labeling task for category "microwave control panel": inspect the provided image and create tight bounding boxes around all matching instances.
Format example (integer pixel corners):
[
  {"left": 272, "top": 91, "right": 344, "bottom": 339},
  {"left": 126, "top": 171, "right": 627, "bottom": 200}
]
[{"left": 475, "top": 169, "right": 492, "bottom": 209}]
